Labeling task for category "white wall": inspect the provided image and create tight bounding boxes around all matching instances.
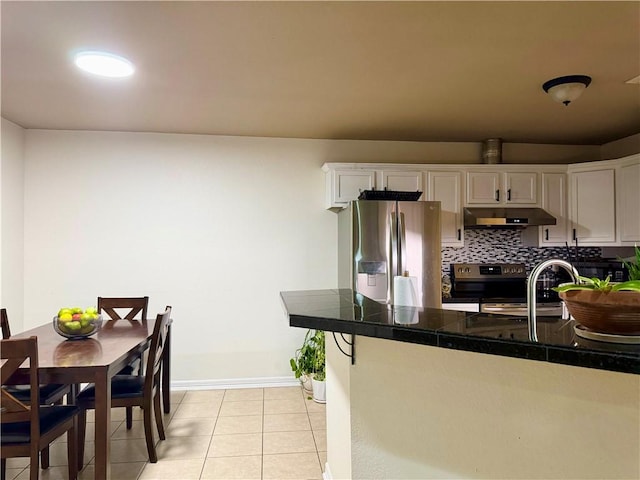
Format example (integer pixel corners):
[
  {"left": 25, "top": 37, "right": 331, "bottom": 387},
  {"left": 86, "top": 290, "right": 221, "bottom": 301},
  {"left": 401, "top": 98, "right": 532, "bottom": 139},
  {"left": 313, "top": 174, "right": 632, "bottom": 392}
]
[
  {"left": 343, "top": 336, "right": 639, "bottom": 479},
  {"left": 1, "top": 118, "right": 26, "bottom": 331},
  {"left": 22, "top": 130, "right": 339, "bottom": 383}
]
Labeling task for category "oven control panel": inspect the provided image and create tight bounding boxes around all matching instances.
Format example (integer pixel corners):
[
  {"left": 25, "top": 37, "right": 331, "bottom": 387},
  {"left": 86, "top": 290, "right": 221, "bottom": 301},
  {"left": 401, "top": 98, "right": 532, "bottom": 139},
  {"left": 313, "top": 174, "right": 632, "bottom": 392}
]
[{"left": 451, "top": 263, "right": 527, "bottom": 280}]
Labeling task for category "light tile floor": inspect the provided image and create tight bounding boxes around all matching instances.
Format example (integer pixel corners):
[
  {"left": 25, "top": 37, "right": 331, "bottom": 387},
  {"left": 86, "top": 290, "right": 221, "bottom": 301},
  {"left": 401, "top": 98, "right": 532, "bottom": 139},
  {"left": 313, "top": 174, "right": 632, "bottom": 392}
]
[{"left": 5, "top": 386, "right": 326, "bottom": 480}]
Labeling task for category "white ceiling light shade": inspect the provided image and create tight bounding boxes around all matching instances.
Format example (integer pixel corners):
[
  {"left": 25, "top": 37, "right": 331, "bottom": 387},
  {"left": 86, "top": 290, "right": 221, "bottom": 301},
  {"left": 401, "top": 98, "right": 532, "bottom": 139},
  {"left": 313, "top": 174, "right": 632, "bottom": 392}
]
[
  {"left": 542, "top": 75, "right": 591, "bottom": 106},
  {"left": 74, "top": 51, "right": 134, "bottom": 78}
]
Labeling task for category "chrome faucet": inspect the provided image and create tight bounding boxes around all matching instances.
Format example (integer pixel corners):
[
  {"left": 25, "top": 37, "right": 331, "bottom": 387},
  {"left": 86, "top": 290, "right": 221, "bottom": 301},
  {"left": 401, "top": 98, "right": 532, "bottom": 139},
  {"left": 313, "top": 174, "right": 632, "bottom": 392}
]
[{"left": 527, "top": 259, "right": 580, "bottom": 341}]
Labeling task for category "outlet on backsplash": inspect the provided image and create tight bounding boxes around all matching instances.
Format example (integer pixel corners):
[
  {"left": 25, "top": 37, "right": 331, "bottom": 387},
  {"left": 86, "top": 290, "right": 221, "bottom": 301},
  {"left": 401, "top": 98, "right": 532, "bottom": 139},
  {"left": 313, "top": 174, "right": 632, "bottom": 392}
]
[{"left": 440, "top": 229, "right": 601, "bottom": 277}]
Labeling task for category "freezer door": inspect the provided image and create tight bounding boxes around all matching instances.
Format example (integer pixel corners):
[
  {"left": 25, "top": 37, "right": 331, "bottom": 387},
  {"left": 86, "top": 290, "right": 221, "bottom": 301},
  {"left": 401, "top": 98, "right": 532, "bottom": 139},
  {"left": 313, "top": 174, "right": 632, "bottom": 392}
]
[
  {"left": 352, "top": 200, "right": 394, "bottom": 303},
  {"left": 395, "top": 201, "right": 442, "bottom": 308}
]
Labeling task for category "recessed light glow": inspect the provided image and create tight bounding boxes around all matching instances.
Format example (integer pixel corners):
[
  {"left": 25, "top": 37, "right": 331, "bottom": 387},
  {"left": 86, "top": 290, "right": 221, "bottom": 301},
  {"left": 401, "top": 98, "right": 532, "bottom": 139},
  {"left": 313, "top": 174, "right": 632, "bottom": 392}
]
[{"left": 74, "top": 51, "right": 134, "bottom": 78}]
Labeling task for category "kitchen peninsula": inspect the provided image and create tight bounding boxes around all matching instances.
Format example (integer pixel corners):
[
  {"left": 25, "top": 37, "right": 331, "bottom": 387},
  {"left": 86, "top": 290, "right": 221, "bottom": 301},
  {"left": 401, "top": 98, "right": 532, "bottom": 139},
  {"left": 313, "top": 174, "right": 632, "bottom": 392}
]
[{"left": 281, "top": 289, "right": 640, "bottom": 480}]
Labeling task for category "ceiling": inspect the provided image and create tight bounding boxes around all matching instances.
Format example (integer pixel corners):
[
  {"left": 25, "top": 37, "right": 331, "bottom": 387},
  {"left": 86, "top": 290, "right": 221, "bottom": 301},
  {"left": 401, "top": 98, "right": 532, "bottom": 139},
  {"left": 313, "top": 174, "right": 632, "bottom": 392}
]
[{"left": 2, "top": 1, "right": 639, "bottom": 145}]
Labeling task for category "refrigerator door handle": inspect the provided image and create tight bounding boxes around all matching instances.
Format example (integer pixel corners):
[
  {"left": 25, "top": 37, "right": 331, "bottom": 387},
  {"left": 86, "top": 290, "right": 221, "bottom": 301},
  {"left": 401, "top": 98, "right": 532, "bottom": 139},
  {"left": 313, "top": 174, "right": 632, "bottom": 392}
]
[
  {"left": 387, "top": 211, "right": 398, "bottom": 304},
  {"left": 398, "top": 211, "right": 407, "bottom": 275},
  {"left": 390, "top": 211, "right": 399, "bottom": 279}
]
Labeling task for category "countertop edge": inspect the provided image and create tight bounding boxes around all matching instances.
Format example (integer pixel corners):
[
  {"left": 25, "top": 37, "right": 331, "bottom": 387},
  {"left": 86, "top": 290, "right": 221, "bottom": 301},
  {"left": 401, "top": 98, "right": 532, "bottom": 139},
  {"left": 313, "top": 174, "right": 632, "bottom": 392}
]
[{"left": 287, "top": 312, "right": 640, "bottom": 376}]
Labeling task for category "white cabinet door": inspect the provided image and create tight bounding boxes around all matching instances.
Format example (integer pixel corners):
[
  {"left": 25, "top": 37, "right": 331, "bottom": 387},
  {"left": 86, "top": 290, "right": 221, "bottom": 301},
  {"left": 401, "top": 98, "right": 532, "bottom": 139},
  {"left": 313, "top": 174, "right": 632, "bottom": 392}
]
[
  {"left": 466, "top": 171, "right": 537, "bottom": 205},
  {"left": 539, "top": 173, "right": 568, "bottom": 245},
  {"left": 328, "top": 169, "right": 376, "bottom": 208},
  {"left": 570, "top": 169, "right": 616, "bottom": 245},
  {"left": 505, "top": 172, "right": 537, "bottom": 204},
  {"left": 380, "top": 171, "right": 423, "bottom": 194},
  {"left": 618, "top": 161, "right": 640, "bottom": 244},
  {"left": 466, "top": 172, "right": 501, "bottom": 204},
  {"left": 427, "top": 171, "right": 463, "bottom": 246}
]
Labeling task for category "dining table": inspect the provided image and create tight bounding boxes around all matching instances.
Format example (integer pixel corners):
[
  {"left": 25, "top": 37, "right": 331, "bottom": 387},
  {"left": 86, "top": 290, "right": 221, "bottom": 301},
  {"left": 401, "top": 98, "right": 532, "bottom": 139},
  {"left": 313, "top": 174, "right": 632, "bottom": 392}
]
[{"left": 10, "top": 317, "right": 172, "bottom": 480}]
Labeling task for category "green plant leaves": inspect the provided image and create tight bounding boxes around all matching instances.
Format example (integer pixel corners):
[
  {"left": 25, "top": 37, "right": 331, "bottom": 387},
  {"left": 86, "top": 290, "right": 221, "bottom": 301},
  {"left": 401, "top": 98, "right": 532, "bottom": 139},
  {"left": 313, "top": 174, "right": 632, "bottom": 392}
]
[
  {"left": 290, "top": 329, "right": 325, "bottom": 379},
  {"left": 611, "top": 280, "right": 640, "bottom": 292},
  {"left": 553, "top": 275, "right": 640, "bottom": 293},
  {"left": 620, "top": 245, "right": 640, "bottom": 281}
]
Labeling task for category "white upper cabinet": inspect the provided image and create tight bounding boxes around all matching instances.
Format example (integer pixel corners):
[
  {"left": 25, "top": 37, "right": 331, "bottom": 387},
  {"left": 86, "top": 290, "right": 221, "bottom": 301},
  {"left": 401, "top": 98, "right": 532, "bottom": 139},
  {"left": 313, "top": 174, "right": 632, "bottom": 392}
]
[
  {"left": 323, "top": 157, "right": 638, "bottom": 247},
  {"left": 569, "top": 167, "right": 616, "bottom": 245},
  {"left": 378, "top": 170, "right": 423, "bottom": 194},
  {"left": 466, "top": 171, "right": 537, "bottom": 205},
  {"left": 466, "top": 171, "right": 501, "bottom": 204},
  {"left": 616, "top": 155, "right": 640, "bottom": 244},
  {"left": 325, "top": 168, "right": 376, "bottom": 209},
  {"left": 539, "top": 173, "right": 569, "bottom": 246},
  {"left": 505, "top": 172, "right": 538, "bottom": 204},
  {"left": 426, "top": 171, "right": 464, "bottom": 246}
]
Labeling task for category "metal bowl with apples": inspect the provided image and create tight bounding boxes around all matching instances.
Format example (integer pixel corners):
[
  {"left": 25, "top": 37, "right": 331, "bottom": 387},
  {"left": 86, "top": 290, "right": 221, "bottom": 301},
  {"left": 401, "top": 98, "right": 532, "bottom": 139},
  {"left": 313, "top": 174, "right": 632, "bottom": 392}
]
[{"left": 53, "top": 307, "right": 103, "bottom": 340}]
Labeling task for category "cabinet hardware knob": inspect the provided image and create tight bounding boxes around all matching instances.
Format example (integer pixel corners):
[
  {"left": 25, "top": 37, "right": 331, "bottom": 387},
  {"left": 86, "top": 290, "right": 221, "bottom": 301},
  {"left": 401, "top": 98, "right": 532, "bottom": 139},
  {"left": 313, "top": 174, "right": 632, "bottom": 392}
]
[
  {"left": 507, "top": 189, "right": 512, "bottom": 201},
  {"left": 572, "top": 228, "right": 577, "bottom": 241},
  {"left": 457, "top": 229, "right": 461, "bottom": 241},
  {"left": 545, "top": 228, "right": 549, "bottom": 241},
  {"left": 495, "top": 190, "right": 500, "bottom": 202}
]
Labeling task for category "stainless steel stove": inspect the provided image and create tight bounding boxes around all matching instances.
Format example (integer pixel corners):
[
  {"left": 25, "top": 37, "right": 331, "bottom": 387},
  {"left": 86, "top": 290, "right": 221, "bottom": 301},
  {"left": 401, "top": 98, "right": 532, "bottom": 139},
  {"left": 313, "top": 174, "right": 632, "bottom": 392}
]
[{"left": 450, "top": 262, "right": 564, "bottom": 317}]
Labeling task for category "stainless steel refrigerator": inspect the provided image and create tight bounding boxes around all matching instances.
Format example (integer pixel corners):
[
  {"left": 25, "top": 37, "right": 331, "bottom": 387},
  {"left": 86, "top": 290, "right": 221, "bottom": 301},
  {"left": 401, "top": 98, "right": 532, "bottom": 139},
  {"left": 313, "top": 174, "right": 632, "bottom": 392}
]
[{"left": 338, "top": 200, "right": 442, "bottom": 308}]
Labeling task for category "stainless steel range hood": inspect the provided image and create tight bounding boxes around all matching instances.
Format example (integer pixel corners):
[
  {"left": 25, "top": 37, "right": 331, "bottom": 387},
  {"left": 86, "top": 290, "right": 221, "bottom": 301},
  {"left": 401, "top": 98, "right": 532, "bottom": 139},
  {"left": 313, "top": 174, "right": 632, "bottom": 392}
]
[{"left": 463, "top": 207, "right": 557, "bottom": 227}]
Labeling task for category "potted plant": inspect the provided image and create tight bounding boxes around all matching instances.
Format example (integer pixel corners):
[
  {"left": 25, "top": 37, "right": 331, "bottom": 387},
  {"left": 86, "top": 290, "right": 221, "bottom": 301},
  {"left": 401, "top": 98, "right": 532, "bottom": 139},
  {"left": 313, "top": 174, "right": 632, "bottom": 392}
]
[
  {"left": 290, "top": 329, "right": 318, "bottom": 394},
  {"left": 553, "top": 247, "right": 640, "bottom": 334},
  {"left": 310, "top": 330, "right": 326, "bottom": 404}
]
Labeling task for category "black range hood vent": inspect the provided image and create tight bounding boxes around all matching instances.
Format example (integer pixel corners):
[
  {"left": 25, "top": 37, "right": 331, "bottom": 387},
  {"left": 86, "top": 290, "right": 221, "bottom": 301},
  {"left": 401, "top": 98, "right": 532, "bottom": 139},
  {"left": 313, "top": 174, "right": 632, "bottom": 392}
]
[
  {"left": 358, "top": 190, "right": 422, "bottom": 201},
  {"left": 464, "top": 207, "right": 557, "bottom": 228}
]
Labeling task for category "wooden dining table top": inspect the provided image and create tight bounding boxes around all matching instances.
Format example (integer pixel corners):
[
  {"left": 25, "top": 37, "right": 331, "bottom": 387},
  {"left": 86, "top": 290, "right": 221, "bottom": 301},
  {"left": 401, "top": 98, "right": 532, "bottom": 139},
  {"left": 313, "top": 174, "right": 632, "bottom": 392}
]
[{"left": 12, "top": 319, "right": 156, "bottom": 371}]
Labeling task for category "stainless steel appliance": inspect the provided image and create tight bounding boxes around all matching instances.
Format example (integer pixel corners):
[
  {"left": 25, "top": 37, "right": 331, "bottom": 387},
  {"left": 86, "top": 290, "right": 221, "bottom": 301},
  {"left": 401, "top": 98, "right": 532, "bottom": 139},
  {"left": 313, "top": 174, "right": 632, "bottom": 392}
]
[
  {"left": 463, "top": 207, "right": 556, "bottom": 227},
  {"left": 450, "top": 262, "right": 563, "bottom": 317},
  {"left": 574, "top": 260, "right": 629, "bottom": 283},
  {"left": 338, "top": 199, "right": 442, "bottom": 308}
]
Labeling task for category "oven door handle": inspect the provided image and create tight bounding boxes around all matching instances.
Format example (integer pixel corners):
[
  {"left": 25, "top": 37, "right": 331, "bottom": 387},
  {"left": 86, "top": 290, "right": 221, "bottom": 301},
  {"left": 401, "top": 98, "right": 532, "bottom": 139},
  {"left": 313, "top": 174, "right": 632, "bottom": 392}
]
[{"left": 481, "top": 304, "right": 562, "bottom": 316}]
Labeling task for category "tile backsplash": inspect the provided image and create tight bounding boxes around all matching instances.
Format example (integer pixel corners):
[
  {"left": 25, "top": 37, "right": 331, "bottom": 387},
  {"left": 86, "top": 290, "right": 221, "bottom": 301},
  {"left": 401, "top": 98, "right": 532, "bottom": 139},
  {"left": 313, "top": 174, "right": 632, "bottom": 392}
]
[{"left": 441, "top": 229, "right": 601, "bottom": 276}]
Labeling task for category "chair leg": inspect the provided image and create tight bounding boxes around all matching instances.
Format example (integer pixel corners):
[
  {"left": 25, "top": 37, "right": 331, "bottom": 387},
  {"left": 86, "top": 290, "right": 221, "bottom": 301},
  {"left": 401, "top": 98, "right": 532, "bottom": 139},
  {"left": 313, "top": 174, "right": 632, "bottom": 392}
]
[
  {"left": 126, "top": 406, "right": 133, "bottom": 429},
  {"left": 153, "top": 390, "right": 166, "bottom": 440},
  {"left": 29, "top": 450, "right": 39, "bottom": 480},
  {"left": 1, "top": 458, "right": 7, "bottom": 480},
  {"left": 143, "top": 401, "right": 158, "bottom": 463},
  {"left": 67, "top": 423, "right": 78, "bottom": 480},
  {"left": 41, "top": 446, "right": 50, "bottom": 469},
  {"left": 77, "top": 409, "right": 87, "bottom": 472}
]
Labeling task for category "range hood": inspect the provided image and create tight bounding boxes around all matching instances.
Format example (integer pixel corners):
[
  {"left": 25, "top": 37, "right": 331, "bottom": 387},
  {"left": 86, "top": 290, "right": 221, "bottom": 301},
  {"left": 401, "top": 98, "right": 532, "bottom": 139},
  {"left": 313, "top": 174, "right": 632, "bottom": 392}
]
[{"left": 464, "top": 207, "right": 557, "bottom": 228}]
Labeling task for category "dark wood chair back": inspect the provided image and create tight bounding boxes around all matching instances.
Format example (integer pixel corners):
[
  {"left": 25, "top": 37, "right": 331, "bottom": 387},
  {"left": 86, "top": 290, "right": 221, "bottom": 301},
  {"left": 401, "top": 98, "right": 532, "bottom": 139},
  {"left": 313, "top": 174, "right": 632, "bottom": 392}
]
[
  {"left": 1, "top": 337, "right": 40, "bottom": 423},
  {"left": 0, "top": 309, "right": 72, "bottom": 473},
  {"left": 1, "top": 307, "right": 11, "bottom": 339},
  {"left": 98, "top": 296, "right": 149, "bottom": 320},
  {"left": 144, "top": 306, "right": 172, "bottom": 398},
  {"left": 1, "top": 337, "right": 79, "bottom": 480}
]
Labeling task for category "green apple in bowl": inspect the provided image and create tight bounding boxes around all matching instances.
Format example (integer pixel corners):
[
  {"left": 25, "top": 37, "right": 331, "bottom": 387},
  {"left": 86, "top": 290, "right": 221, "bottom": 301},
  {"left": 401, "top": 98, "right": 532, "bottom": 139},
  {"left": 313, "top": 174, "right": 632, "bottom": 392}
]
[{"left": 53, "top": 307, "right": 102, "bottom": 340}]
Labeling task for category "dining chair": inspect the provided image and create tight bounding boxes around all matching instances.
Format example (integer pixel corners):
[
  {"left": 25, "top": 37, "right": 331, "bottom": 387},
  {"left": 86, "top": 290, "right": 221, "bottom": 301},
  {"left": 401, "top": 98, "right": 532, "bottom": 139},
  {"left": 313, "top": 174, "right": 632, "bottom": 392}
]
[
  {"left": 1, "top": 337, "right": 79, "bottom": 480},
  {"left": 76, "top": 306, "right": 172, "bottom": 468},
  {"left": 1, "top": 308, "right": 72, "bottom": 470},
  {"left": 97, "top": 296, "right": 149, "bottom": 428}
]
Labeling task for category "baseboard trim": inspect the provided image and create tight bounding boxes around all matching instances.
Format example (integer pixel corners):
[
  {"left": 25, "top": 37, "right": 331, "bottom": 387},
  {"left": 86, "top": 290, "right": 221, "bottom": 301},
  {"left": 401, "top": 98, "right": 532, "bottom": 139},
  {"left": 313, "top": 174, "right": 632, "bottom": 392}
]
[
  {"left": 323, "top": 462, "right": 333, "bottom": 480},
  {"left": 171, "top": 376, "right": 300, "bottom": 391}
]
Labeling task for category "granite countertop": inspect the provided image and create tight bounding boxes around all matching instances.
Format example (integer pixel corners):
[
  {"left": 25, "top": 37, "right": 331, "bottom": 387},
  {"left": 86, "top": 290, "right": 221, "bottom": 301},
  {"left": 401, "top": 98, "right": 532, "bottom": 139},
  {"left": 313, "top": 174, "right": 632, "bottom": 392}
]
[{"left": 281, "top": 289, "right": 640, "bottom": 375}]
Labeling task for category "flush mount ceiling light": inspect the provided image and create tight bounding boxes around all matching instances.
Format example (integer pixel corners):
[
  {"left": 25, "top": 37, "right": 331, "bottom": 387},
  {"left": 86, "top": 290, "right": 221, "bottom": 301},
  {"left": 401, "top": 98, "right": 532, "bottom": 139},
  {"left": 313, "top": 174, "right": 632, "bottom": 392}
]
[
  {"left": 542, "top": 75, "right": 592, "bottom": 106},
  {"left": 74, "top": 51, "right": 134, "bottom": 78}
]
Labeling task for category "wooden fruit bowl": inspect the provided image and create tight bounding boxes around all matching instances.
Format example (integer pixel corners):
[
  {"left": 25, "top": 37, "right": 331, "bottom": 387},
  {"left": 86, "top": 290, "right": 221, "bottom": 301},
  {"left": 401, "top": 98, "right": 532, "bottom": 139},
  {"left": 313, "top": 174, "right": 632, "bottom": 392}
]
[{"left": 559, "top": 290, "right": 640, "bottom": 335}]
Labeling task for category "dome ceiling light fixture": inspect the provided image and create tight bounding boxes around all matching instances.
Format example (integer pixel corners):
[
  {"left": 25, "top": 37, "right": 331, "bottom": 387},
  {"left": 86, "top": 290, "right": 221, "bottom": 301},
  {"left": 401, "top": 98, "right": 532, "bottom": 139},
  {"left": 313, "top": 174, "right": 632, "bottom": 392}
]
[
  {"left": 542, "top": 75, "right": 592, "bottom": 106},
  {"left": 73, "top": 50, "right": 135, "bottom": 78}
]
